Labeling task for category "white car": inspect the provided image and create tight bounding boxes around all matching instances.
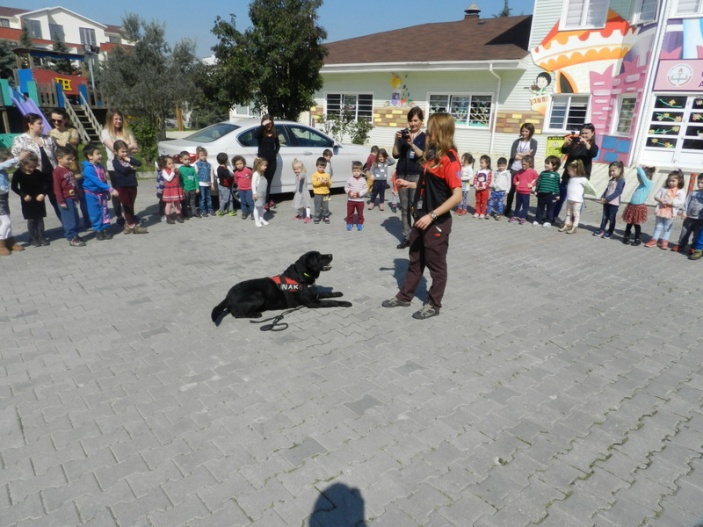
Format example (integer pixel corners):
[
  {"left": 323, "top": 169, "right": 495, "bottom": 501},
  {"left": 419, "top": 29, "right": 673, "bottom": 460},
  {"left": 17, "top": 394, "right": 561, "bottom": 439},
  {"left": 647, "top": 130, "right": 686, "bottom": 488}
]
[{"left": 157, "top": 118, "right": 370, "bottom": 194}]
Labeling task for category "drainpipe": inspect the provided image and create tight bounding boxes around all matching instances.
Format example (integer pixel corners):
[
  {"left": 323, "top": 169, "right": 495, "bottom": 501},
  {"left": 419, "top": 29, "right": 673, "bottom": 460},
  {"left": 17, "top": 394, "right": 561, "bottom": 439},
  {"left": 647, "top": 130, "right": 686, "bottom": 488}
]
[{"left": 489, "top": 63, "right": 501, "bottom": 156}]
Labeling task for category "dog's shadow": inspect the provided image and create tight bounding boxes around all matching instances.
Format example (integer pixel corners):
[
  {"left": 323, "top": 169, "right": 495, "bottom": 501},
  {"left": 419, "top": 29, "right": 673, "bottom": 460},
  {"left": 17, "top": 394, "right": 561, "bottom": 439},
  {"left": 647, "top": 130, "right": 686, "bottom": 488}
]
[
  {"left": 381, "top": 217, "right": 404, "bottom": 243},
  {"left": 379, "top": 258, "right": 427, "bottom": 299}
]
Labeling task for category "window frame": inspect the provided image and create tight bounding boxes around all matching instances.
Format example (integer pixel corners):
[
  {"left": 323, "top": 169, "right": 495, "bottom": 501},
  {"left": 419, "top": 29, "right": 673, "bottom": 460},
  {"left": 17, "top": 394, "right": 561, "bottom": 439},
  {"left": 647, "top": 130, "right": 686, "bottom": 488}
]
[
  {"left": 0, "top": 18, "right": 10, "bottom": 28},
  {"left": 79, "top": 27, "right": 97, "bottom": 47},
  {"left": 546, "top": 94, "right": 591, "bottom": 133},
  {"left": 25, "top": 19, "right": 42, "bottom": 40},
  {"left": 325, "top": 93, "right": 373, "bottom": 122},
  {"left": 427, "top": 93, "right": 494, "bottom": 129},
  {"left": 49, "top": 23, "right": 64, "bottom": 42},
  {"left": 632, "top": 0, "right": 659, "bottom": 24},
  {"left": 613, "top": 95, "right": 637, "bottom": 136},
  {"left": 674, "top": 0, "right": 703, "bottom": 15},
  {"left": 560, "top": 0, "right": 610, "bottom": 30}
]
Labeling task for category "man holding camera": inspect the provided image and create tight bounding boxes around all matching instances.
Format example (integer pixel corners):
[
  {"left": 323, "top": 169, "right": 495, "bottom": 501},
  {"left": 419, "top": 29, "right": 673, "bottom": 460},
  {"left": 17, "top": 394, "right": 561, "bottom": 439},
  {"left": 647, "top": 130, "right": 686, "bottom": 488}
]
[{"left": 392, "top": 107, "right": 426, "bottom": 249}]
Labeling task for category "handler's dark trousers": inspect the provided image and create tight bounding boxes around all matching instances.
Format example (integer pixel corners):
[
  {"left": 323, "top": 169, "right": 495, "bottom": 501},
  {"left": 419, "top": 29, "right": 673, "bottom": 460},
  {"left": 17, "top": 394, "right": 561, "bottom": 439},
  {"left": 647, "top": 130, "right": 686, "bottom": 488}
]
[{"left": 397, "top": 216, "right": 452, "bottom": 310}]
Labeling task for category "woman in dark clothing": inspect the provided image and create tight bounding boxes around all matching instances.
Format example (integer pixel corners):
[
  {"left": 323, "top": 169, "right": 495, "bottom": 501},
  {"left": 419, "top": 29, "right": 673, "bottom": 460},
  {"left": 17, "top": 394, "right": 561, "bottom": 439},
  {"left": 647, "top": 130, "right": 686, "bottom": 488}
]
[
  {"left": 553, "top": 123, "right": 599, "bottom": 221},
  {"left": 505, "top": 123, "right": 538, "bottom": 217},
  {"left": 392, "top": 107, "right": 426, "bottom": 249},
  {"left": 253, "top": 114, "right": 280, "bottom": 210}
]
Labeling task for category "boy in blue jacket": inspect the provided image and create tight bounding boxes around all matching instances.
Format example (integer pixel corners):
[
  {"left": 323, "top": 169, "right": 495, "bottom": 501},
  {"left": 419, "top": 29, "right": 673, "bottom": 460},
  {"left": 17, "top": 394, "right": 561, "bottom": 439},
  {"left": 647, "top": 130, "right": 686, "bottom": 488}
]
[{"left": 82, "top": 143, "right": 119, "bottom": 240}]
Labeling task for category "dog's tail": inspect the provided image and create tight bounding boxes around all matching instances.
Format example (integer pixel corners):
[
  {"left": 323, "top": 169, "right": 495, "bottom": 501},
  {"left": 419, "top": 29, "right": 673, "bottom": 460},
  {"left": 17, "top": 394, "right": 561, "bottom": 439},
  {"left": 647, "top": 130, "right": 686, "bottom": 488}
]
[{"left": 211, "top": 299, "right": 228, "bottom": 326}]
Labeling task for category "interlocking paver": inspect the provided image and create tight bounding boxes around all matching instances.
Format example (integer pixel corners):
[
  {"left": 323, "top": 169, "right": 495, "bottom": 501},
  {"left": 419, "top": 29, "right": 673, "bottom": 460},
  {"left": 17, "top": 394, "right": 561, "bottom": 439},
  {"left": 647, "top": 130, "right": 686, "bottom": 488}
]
[{"left": 2, "top": 185, "right": 703, "bottom": 526}]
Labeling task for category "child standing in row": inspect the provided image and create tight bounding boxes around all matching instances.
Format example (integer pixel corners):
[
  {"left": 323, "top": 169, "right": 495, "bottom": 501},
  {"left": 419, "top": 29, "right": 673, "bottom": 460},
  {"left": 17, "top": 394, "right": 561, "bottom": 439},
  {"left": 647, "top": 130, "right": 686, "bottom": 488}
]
[
  {"left": 233, "top": 156, "right": 254, "bottom": 220},
  {"left": 178, "top": 151, "right": 199, "bottom": 218},
  {"left": 622, "top": 165, "right": 655, "bottom": 246},
  {"left": 368, "top": 148, "right": 394, "bottom": 211},
  {"left": 53, "top": 146, "right": 86, "bottom": 246},
  {"left": 645, "top": 170, "right": 686, "bottom": 249},
  {"left": 292, "top": 158, "right": 312, "bottom": 223},
  {"left": 533, "top": 155, "right": 561, "bottom": 227},
  {"left": 0, "top": 149, "right": 26, "bottom": 255},
  {"left": 252, "top": 157, "right": 269, "bottom": 227},
  {"left": 323, "top": 149, "right": 334, "bottom": 178},
  {"left": 487, "top": 157, "right": 510, "bottom": 220},
  {"left": 473, "top": 155, "right": 492, "bottom": 219},
  {"left": 345, "top": 161, "right": 367, "bottom": 231},
  {"left": 155, "top": 157, "right": 167, "bottom": 222},
  {"left": 672, "top": 173, "right": 703, "bottom": 253},
  {"left": 509, "top": 155, "right": 537, "bottom": 224},
  {"left": 594, "top": 161, "right": 625, "bottom": 239},
  {"left": 558, "top": 160, "right": 588, "bottom": 234},
  {"left": 216, "top": 153, "right": 236, "bottom": 216},
  {"left": 312, "top": 156, "right": 332, "bottom": 224},
  {"left": 458, "top": 153, "right": 474, "bottom": 215},
  {"left": 11, "top": 153, "right": 49, "bottom": 246},
  {"left": 81, "top": 143, "right": 118, "bottom": 240},
  {"left": 195, "top": 147, "right": 216, "bottom": 217},
  {"left": 112, "top": 139, "right": 147, "bottom": 234},
  {"left": 161, "top": 155, "right": 185, "bottom": 224}
]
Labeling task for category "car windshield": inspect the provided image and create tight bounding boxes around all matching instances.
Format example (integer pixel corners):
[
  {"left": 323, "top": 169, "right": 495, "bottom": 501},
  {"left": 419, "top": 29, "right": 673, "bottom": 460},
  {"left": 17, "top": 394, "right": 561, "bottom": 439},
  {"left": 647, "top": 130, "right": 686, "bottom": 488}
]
[{"left": 184, "top": 123, "right": 240, "bottom": 143}]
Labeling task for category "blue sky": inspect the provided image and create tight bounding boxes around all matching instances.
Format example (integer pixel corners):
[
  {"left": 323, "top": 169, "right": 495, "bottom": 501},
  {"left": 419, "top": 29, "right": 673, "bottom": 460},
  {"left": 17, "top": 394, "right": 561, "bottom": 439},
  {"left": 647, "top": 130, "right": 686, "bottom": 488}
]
[{"left": 13, "top": 0, "right": 535, "bottom": 57}]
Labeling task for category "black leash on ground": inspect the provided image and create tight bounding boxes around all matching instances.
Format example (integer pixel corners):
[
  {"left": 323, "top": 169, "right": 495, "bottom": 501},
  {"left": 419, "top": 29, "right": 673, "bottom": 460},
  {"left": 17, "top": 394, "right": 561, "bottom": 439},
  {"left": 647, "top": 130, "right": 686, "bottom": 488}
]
[{"left": 250, "top": 306, "right": 304, "bottom": 331}]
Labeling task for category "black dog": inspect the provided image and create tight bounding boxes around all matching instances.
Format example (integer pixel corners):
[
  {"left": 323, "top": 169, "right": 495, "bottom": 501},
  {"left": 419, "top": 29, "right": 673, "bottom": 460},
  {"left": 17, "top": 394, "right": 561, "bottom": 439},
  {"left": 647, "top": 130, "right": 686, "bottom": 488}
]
[{"left": 211, "top": 251, "right": 352, "bottom": 325}]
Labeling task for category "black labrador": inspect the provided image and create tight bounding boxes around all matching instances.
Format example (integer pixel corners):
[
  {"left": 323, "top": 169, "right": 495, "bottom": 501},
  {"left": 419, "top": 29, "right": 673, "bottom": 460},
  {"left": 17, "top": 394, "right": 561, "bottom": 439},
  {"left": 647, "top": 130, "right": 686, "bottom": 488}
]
[{"left": 211, "top": 251, "right": 352, "bottom": 325}]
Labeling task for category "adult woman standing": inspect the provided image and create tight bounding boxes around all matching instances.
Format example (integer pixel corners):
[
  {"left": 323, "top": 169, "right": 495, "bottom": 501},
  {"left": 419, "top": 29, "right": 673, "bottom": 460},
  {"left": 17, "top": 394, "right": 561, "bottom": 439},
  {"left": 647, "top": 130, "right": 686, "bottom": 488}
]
[
  {"left": 392, "top": 106, "right": 426, "bottom": 249},
  {"left": 253, "top": 114, "right": 280, "bottom": 211},
  {"left": 505, "top": 123, "right": 538, "bottom": 217},
  {"left": 11, "top": 113, "right": 60, "bottom": 220},
  {"left": 553, "top": 123, "right": 599, "bottom": 221},
  {"left": 382, "top": 112, "right": 463, "bottom": 320},
  {"left": 101, "top": 110, "right": 138, "bottom": 225}
]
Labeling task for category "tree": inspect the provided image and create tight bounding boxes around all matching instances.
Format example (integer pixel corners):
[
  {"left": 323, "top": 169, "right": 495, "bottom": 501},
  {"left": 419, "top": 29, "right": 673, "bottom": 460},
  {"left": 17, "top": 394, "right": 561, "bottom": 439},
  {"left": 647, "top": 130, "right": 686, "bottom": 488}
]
[
  {"left": 51, "top": 35, "right": 76, "bottom": 75},
  {"left": 495, "top": 0, "right": 512, "bottom": 17},
  {"left": 19, "top": 24, "right": 32, "bottom": 48},
  {"left": 0, "top": 41, "right": 15, "bottom": 79},
  {"left": 212, "top": 0, "right": 327, "bottom": 121},
  {"left": 99, "top": 13, "right": 200, "bottom": 153}
]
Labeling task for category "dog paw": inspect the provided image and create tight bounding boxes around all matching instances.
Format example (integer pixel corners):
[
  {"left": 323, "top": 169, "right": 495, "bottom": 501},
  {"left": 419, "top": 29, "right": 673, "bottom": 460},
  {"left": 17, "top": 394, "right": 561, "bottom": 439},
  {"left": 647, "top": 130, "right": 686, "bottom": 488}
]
[
  {"left": 340, "top": 301, "right": 352, "bottom": 307},
  {"left": 330, "top": 292, "right": 343, "bottom": 298}
]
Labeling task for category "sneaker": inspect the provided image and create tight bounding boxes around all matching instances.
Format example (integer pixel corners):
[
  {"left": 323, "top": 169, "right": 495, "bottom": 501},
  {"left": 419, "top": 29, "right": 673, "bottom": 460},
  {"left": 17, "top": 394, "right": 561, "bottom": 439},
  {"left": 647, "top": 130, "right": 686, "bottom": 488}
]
[
  {"left": 346, "top": 224, "right": 353, "bottom": 231},
  {"left": 241, "top": 213, "right": 248, "bottom": 220},
  {"left": 323, "top": 218, "right": 330, "bottom": 224},
  {"left": 304, "top": 217, "right": 311, "bottom": 224},
  {"left": 131, "top": 225, "right": 149, "bottom": 234},
  {"left": 412, "top": 303, "right": 439, "bottom": 320},
  {"left": 484, "top": 215, "right": 490, "bottom": 220},
  {"left": 255, "top": 222, "right": 262, "bottom": 228},
  {"left": 357, "top": 225, "right": 363, "bottom": 231},
  {"left": 519, "top": 219, "right": 526, "bottom": 225},
  {"left": 473, "top": 213, "right": 479, "bottom": 218},
  {"left": 123, "top": 225, "right": 132, "bottom": 234},
  {"left": 160, "top": 215, "right": 167, "bottom": 223},
  {"left": 644, "top": 239, "right": 658, "bottom": 248},
  {"left": 495, "top": 215, "right": 501, "bottom": 221},
  {"left": 508, "top": 217, "right": 517, "bottom": 223},
  {"left": 202, "top": 212, "right": 209, "bottom": 218},
  {"left": 69, "top": 237, "right": 85, "bottom": 247},
  {"left": 602, "top": 233, "right": 611, "bottom": 239},
  {"left": 593, "top": 230, "right": 604, "bottom": 237},
  {"left": 175, "top": 215, "right": 184, "bottom": 224},
  {"left": 261, "top": 220, "right": 269, "bottom": 226},
  {"left": 533, "top": 221, "right": 540, "bottom": 226},
  {"left": 229, "top": 211, "right": 237, "bottom": 216},
  {"left": 167, "top": 216, "right": 175, "bottom": 225},
  {"left": 95, "top": 231, "right": 105, "bottom": 241},
  {"left": 216, "top": 211, "right": 225, "bottom": 217},
  {"left": 294, "top": 215, "right": 302, "bottom": 220},
  {"left": 671, "top": 244, "right": 684, "bottom": 252},
  {"left": 479, "top": 214, "right": 485, "bottom": 219},
  {"left": 103, "top": 231, "right": 113, "bottom": 240},
  {"left": 543, "top": 222, "right": 551, "bottom": 228},
  {"left": 379, "top": 205, "right": 385, "bottom": 211},
  {"left": 314, "top": 220, "right": 320, "bottom": 224},
  {"left": 689, "top": 249, "right": 703, "bottom": 260},
  {"left": 382, "top": 297, "right": 411, "bottom": 308},
  {"left": 390, "top": 206, "right": 397, "bottom": 213},
  {"left": 40, "top": 238, "right": 50, "bottom": 246}
]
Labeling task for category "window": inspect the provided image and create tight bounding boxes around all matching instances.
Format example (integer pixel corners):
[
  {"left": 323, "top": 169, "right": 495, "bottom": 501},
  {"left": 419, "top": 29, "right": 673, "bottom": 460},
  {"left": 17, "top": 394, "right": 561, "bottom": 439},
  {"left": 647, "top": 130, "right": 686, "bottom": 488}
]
[
  {"left": 0, "top": 19, "right": 10, "bottom": 28},
  {"left": 615, "top": 96, "right": 637, "bottom": 135},
  {"left": 184, "top": 122, "right": 240, "bottom": 143},
  {"left": 108, "top": 35, "right": 121, "bottom": 44},
  {"left": 561, "top": 0, "right": 609, "bottom": 29},
  {"left": 428, "top": 94, "right": 493, "bottom": 128},
  {"left": 675, "top": 0, "right": 703, "bottom": 15},
  {"left": 632, "top": 0, "right": 658, "bottom": 23},
  {"left": 645, "top": 95, "right": 703, "bottom": 151},
  {"left": 25, "top": 19, "right": 42, "bottom": 39},
  {"left": 285, "top": 125, "right": 333, "bottom": 148},
  {"left": 326, "top": 94, "right": 373, "bottom": 122},
  {"left": 548, "top": 95, "right": 590, "bottom": 131},
  {"left": 79, "top": 27, "right": 97, "bottom": 47},
  {"left": 49, "top": 24, "right": 64, "bottom": 42}
]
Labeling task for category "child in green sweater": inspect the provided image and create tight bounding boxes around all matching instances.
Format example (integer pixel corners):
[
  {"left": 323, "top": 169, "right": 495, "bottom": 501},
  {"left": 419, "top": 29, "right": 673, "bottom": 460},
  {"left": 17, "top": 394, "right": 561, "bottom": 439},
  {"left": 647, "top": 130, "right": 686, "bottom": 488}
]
[
  {"left": 533, "top": 155, "right": 561, "bottom": 227},
  {"left": 178, "top": 151, "right": 199, "bottom": 218}
]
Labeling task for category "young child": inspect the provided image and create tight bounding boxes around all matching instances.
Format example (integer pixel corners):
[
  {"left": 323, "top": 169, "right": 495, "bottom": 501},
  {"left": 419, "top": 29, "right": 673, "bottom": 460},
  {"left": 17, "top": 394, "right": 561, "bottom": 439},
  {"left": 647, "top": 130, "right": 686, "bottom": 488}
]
[
  {"left": 112, "top": 139, "right": 147, "bottom": 234},
  {"left": 155, "top": 156, "right": 167, "bottom": 222},
  {"left": 233, "top": 156, "right": 254, "bottom": 220},
  {"left": 252, "top": 157, "right": 269, "bottom": 227},
  {"left": 345, "top": 161, "right": 367, "bottom": 231},
  {"left": 645, "top": 170, "right": 686, "bottom": 249},
  {"left": 292, "top": 158, "right": 312, "bottom": 223},
  {"left": 594, "top": 161, "right": 625, "bottom": 239},
  {"left": 53, "top": 146, "right": 86, "bottom": 246},
  {"left": 161, "top": 155, "right": 185, "bottom": 224},
  {"left": 458, "top": 153, "right": 474, "bottom": 216},
  {"left": 322, "top": 148, "right": 334, "bottom": 178},
  {"left": 178, "top": 151, "right": 199, "bottom": 218},
  {"left": 363, "top": 145, "right": 378, "bottom": 173},
  {"left": 215, "top": 152, "right": 236, "bottom": 216},
  {"left": 558, "top": 160, "right": 589, "bottom": 234},
  {"left": 312, "top": 156, "right": 332, "bottom": 224},
  {"left": 80, "top": 143, "right": 118, "bottom": 241},
  {"left": 368, "top": 148, "right": 394, "bottom": 211},
  {"left": 195, "top": 146, "right": 216, "bottom": 217},
  {"left": 0, "top": 149, "right": 26, "bottom": 254},
  {"left": 533, "top": 155, "right": 562, "bottom": 227},
  {"left": 672, "top": 173, "right": 703, "bottom": 253},
  {"left": 488, "top": 157, "right": 511, "bottom": 220},
  {"left": 388, "top": 173, "right": 400, "bottom": 213},
  {"left": 11, "top": 153, "right": 49, "bottom": 247},
  {"left": 472, "top": 155, "right": 492, "bottom": 219},
  {"left": 509, "top": 154, "right": 538, "bottom": 224},
  {"left": 622, "top": 165, "right": 655, "bottom": 246}
]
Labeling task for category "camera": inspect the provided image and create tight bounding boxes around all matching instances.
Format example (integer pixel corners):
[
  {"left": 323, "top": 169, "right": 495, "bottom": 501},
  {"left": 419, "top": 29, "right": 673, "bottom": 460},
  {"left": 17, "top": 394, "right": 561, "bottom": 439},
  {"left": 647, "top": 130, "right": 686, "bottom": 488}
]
[
  {"left": 399, "top": 128, "right": 410, "bottom": 140},
  {"left": 570, "top": 131, "right": 580, "bottom": 140}
]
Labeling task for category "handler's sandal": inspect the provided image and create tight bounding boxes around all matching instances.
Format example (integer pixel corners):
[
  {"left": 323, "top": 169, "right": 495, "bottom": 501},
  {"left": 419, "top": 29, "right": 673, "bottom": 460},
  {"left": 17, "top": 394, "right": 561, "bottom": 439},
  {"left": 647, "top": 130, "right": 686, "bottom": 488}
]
[
  {"left": 382, "top": 297, "right": 411, "bottom": 308},
  {"left": 412, "top": 303, "right": 439, "bottom": 320}
]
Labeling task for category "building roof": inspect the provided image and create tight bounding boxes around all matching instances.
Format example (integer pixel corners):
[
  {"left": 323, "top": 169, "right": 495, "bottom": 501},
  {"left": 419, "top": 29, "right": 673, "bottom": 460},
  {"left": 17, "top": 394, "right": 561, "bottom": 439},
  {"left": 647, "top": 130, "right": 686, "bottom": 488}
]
[
  {"left": 324, "top": 15, "right": 532, "bottom": 66},
  {"left": 0, "top": 6, "right": 24, "bottom": 17}
]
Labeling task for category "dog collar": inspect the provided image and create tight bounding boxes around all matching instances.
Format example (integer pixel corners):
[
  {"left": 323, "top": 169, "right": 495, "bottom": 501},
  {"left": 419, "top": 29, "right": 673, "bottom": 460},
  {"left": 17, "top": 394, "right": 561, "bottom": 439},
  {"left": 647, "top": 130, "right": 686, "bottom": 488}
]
[{"left": 271, "top": 274, "right": 302, "bottom": 292}]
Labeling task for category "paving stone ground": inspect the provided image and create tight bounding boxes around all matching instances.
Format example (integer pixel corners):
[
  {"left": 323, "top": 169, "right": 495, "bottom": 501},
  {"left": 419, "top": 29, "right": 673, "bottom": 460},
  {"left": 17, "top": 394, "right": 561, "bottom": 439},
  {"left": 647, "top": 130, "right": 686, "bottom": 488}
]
[{"left": 1, "top": 186, "right": 702, "bottom": 527}]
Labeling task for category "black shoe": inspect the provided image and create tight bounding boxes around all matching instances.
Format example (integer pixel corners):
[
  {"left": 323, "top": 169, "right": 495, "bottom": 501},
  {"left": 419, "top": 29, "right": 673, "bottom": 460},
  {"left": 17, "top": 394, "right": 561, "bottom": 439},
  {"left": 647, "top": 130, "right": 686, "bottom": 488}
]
[
  {"left": 96, "top": 231, "right": 105, "bottom": 241},
  {"left": 31, "top": 239, "right": 41, "bottom": 247},
  {"left": 116, "top": 216, "right": 125, "bottom": 226},
  {"left": 40, "top": 238, "right": 50, "bottom": 246},
  {"left": 69, "top": 237, "right": 86, "bottom": 247},
  {"left": 631, "top": 238, "right": 642, "bottom": 247},
  {"left": 622, "top": 235, "right": 631, "bottom": 245},
  {"left": 103, "top": 231, "right": 113, "bottom": 240},
  {"left": 396, "top": 239, "right": 410, "bottom": 249},
  {"left": 412, "top": 303, "right": 439, "bottom": 320}
]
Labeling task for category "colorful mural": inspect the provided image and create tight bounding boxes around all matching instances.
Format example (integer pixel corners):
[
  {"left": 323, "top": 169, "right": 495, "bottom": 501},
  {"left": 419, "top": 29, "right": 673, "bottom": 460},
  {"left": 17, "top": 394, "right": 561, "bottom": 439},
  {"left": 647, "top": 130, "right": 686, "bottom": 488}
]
[{"left": 384, "top": 73, "right": 414, "bottom": 108}]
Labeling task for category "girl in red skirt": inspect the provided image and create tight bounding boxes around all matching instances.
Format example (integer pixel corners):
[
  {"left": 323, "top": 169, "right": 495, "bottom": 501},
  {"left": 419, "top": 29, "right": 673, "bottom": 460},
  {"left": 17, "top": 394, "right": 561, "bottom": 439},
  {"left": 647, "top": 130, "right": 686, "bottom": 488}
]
[
  {"left": 161, "top": 156, "right": 185, "bottom": 224},
  {"left": 622, "top": 166, "right": 655, "bottom": 246}
]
